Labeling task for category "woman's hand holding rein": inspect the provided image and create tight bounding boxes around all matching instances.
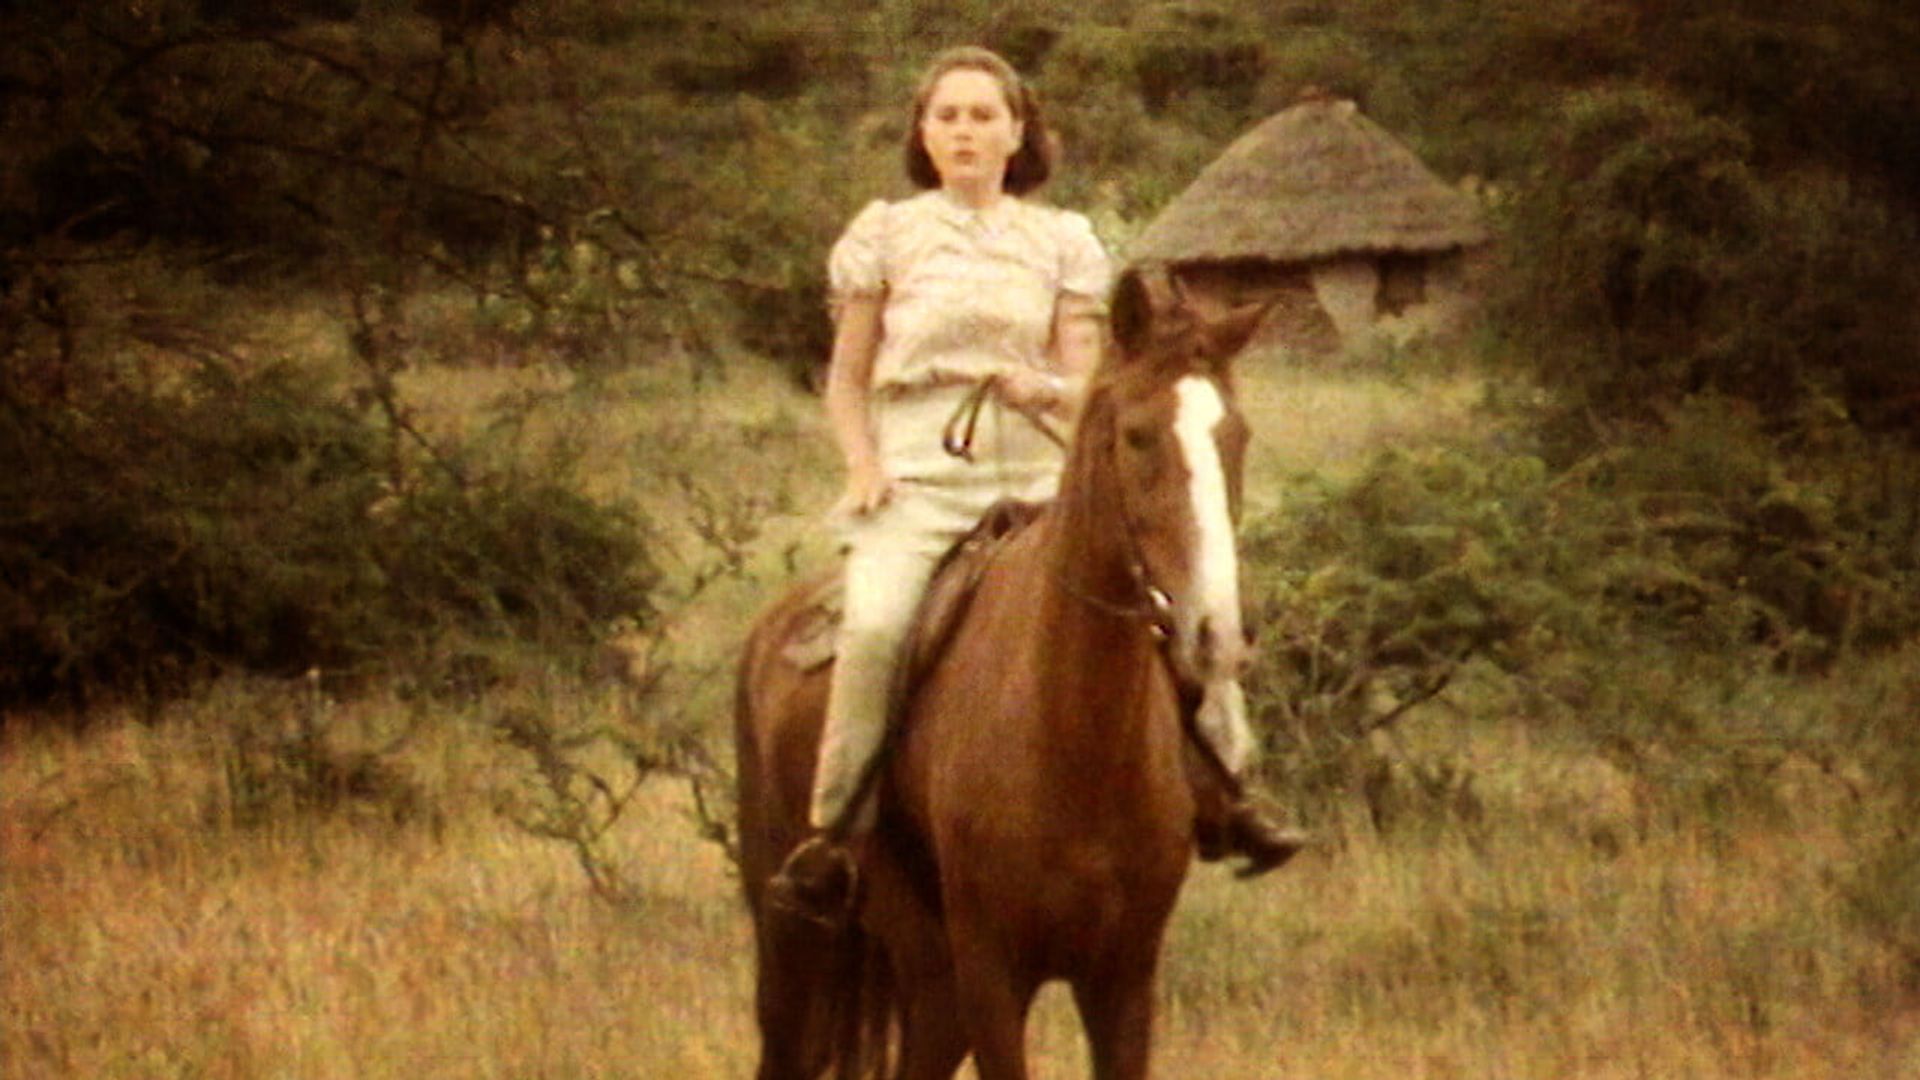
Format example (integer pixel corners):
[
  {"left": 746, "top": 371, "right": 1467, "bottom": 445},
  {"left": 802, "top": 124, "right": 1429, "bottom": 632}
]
[{"left": 994, "top": 367, "right": 1077, "bottom": 417}]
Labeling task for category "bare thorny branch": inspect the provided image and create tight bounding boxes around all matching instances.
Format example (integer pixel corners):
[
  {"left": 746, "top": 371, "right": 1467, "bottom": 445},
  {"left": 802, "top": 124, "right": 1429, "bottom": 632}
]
[{"left": 493, "top": 684, "right": 738, "bottom": 906}]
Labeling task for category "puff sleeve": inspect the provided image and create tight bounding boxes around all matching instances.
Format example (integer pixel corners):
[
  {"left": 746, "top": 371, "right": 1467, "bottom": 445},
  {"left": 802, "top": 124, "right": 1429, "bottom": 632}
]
[
  {"left": 827, "top": 200, "right": 890, "bottom": 301},
  {"left": 1056, "top": 211, "right": 1112, "bottom": 309}
]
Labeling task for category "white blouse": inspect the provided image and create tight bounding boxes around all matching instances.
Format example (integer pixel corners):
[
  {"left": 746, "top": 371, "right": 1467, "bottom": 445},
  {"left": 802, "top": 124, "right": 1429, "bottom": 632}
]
[{"left": 828, "top": 191, "right": 1111, "bottom": 394}]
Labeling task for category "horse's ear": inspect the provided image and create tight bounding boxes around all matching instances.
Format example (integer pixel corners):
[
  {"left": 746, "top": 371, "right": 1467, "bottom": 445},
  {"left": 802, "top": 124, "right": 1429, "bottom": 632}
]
[
  {"left": 1109, "top": 264, "right": 1176, "bottom": 360},
  {"left": 1108, "top": 266, "right": 1153, "bottom": 360},
  {"left": 1168, "top": 271, "right": 1196, "bottom": 312},
  {"left": 1205, "top": 297, "right": 1272, "bottom": 365}
]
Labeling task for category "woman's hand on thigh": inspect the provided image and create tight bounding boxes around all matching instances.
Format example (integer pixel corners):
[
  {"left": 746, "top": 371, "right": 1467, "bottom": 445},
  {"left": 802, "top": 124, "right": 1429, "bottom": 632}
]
[{"left": 835, "top": 460, "right": 894, "bottom": 517}]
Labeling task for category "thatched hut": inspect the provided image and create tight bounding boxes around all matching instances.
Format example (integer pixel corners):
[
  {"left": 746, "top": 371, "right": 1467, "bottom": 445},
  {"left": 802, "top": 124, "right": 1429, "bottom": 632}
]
[{"left": 1128, "top": 92, "right": 1494, "bottom": 359}]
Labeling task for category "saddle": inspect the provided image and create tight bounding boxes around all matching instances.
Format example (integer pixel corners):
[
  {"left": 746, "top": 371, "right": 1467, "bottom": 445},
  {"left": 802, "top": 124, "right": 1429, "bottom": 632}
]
[{"left": 779, "top": 498, "right": 1049, "bottom": 687}]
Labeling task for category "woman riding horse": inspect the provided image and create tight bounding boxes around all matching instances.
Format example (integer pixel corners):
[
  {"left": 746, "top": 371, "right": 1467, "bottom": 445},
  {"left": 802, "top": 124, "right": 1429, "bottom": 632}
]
[
  {"left": 740, "top": 263, "right": 1291, "bottom": 1079},
  {"left": 766, "top": 46, "right": 1299, "bottom": 922}
]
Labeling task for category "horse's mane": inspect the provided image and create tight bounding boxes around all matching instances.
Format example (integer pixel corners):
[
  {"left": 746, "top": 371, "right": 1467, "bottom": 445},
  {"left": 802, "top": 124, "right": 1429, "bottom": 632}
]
[{"left": 1054, "top": 360, "right": 1128, "bottom": 525}]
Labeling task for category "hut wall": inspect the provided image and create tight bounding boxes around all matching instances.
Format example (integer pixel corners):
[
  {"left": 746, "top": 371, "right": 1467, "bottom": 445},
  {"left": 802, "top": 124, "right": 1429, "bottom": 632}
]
[
  {"left": 1172, "top": 261, "right": 1293, "bottom": 309},
  {"left": 1254, "top": 278, "right": 1340, "bottom": 359},
  {"left": 1377, "top": 254, "right": 1428, "bottom": 316},
  {"left": 1416, "top": 249, "right": 1476, "bottom": 337},
  {"left": 1370, "top": 245, "right": 1500, "bottom": 348},
  {"left": 1311, "top": 257, "right": 1379, "bottom": 349},
  {"left": 1385, "top": 245, "right": 1494, "bottom": 345}
]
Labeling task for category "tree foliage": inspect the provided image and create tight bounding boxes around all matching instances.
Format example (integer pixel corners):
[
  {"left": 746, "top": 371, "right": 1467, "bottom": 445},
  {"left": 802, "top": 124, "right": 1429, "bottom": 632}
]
[
  {"left": 1497, "top": 84, "right": 1920, "bottom": 428},
  {"left": 3, "top": 0, "right": 1919, "bottom": 708},
  {"left": 0, "top": 325, "right": 660, "bottom": 706},
  {"left": 5, "top": 1, "right": 1916, "bottom": 400}
]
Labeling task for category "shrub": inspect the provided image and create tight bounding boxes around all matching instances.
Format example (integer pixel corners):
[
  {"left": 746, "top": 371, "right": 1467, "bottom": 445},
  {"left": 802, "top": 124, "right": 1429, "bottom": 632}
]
[
  {"left": 1496, "top": 84, "right": 1920, "bottom": 430},
  {"left": 3, "top": 354, "right": 384, "bottom": 702},
  {"left": 0, "top": 298, "right": 659, "bottom": 710},
  {"left": 1569, "top": 398, "right": 1920, "bottom": 666},
  {"left": 1242, "top": 444, "right": 1595, "bottom": 819},
  {"left": 380, "top": 464, "right": 658, "bottom": 647},
  {"left": 1241, "top": 402, "right": 1920, "bottom": 823},
  {"left": 214, "top": 675, "right": 434, "bottom": 831}
]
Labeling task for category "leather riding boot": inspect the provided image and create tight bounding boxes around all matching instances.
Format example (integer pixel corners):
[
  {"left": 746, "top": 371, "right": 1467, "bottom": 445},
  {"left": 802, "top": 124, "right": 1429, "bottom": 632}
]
[
  {"left": 1196, "top": 795, "right": 1308, "bottom": 879},
  {"left": 766, "top": 833, "right": 859, "bottom": 926}
]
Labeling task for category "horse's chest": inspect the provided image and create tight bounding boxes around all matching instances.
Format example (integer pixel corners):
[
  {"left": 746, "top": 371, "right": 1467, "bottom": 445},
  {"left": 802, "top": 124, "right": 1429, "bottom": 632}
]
[{"left": 975, "top": 835, "right": 1189, "bottom": 972}]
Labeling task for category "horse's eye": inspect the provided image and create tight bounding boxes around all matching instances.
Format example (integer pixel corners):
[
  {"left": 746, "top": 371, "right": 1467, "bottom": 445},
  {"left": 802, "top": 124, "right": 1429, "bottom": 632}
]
[{"left": 1122, "top": 425, "right": 1157, "bottom": 452}]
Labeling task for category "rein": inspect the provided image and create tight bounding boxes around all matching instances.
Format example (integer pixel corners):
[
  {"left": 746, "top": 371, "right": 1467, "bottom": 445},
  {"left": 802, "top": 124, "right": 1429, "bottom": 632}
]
[
  {"left": 938, "top": 374, "right": 1177, "bottom": 640},
  {"left": 1051, "top": 556, "right": 1177, "bottom": 641},
  {"left": 939, "top": 375, "right": 1069, "bottom": 462}
]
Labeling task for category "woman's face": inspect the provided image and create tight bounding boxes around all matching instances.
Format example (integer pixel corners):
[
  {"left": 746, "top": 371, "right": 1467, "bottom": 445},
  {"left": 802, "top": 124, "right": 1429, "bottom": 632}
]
[{"left": 919, "top": 67, "right": 1024, "bottom": 192}]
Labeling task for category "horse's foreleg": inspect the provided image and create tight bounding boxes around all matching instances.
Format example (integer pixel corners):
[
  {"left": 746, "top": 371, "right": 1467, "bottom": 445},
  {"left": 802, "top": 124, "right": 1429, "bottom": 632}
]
[
  {"left": 1071, "top": 965, "right": 1160, "bottom": 1080},
  {"left": 949, "top": 930, "right": 1039, "bottom": 1080},
  {"left": 894, "top": 978, "right": 969, "bottom": 1080}
]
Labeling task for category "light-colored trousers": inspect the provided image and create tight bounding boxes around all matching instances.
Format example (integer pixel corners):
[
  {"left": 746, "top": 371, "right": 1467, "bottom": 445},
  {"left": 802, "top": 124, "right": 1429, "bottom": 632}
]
[
  {"left": 806, "top": 383, "right": 1260, "bottom": 830},
  {"left": 809, "top": 384, "right": 1060, "bottom": 830}
]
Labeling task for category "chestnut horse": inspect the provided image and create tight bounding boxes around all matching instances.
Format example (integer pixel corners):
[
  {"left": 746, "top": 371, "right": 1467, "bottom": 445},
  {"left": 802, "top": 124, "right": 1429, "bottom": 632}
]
[{"left": 736, "top": 267, "right": 1267, "bottom": 1079}]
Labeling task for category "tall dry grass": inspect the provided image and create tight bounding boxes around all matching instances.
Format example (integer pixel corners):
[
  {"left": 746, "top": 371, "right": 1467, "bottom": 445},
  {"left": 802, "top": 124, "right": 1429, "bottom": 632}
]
[
  {"left": 2, "top": 702, "right": 752, "bottom": 1078},
  {"left": 6, "top": 350, "right": 1918, "bottom": 1077}
]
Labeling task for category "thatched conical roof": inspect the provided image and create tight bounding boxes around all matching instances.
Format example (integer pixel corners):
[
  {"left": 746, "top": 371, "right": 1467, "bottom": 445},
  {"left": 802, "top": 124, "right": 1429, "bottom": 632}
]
[{"left": 1129, "top": 95, "right": 1490, "bottom": 265}]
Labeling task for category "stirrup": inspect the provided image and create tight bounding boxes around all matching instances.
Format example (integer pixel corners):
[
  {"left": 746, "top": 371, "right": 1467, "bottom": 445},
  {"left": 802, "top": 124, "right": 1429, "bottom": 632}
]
[
  {"left": 1197, "top": 799, "right": 1308, "bottom": 879},
  {"left": 1226, "top": 802, "right": 1308, "bottom": 879},
  {"left": 766, "top": 835, "right": 860, "bottom": 927}
]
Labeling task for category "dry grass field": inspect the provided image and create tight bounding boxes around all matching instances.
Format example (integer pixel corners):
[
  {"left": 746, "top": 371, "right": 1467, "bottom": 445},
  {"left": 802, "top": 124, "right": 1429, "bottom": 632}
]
[{"left": 6, "top": 348, "right": 1919, "bottom": 1078}]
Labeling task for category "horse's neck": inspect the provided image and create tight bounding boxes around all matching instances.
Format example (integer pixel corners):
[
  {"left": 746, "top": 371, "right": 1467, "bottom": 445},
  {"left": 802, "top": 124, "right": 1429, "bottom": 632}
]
[
  {"left": 1046, "top": 404, "right": 1146, "bottom": 617},
  {"left": 1025, "top": 481, "right": 1172, "bottom": 727},
  {"left": 978, "top": 509, "right": 1177, "bottom": 829},
  {"left": 1045, "top": 497, "right": 1143, "bottom": 618}
]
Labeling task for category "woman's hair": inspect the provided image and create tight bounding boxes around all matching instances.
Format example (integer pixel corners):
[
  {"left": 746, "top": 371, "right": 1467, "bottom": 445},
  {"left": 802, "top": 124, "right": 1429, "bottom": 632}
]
[{"left": 904, "top": 46, "right": 1055, "bottom": 196}]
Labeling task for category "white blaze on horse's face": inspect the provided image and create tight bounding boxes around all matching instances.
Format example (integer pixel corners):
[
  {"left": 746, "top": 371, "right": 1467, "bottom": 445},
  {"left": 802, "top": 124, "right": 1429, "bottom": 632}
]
[{"left": 1170, "top": 376, "right": 1247, "bottom": 683}]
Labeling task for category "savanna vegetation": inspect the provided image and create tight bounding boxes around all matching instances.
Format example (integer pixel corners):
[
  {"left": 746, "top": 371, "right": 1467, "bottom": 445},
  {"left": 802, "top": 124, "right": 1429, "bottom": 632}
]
[{"left": 5, "top": 1, "right": 1919, "bottom": 1075}]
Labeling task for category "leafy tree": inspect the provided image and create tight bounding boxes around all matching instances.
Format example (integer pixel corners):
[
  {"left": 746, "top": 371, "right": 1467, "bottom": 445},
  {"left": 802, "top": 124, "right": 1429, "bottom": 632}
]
[
  {"left": 1497, "top": 83, "right": 1920, "bottom": 430},
  {"left": 6, "top": 0, "right": 1920, "bottom": 711}
]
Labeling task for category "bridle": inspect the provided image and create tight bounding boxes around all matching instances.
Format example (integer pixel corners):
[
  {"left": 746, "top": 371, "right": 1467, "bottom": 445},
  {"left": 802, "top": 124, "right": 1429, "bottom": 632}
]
[
  {"left": 939, "top": 371, "right": 1210, "bottom": 643},
  {"left": 1051, "top": 446, "right": 1179, "bottom": 642},
  {"left": 938, "top": 367, "right": 1244, "bottom": 788}
]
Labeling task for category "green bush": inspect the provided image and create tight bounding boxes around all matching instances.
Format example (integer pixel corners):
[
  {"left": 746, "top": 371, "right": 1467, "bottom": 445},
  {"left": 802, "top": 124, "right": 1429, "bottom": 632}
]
[
  {"left": 1241, "top": 402, "right": 1920, "bottom": 822},
  {"left": 1573, "top": 399, "right": 1920, "bottom": 665},
  {"left": 1242, "top": 443, "right": 1595, "bottom": 818},
  {"left": 0, "top": 335, "right": 658, "bottom": 710},
  {"left": 1496, "top": 84, "right": 1920, "bottom": 429},
  {"left": 381, "top": 466, "right": 657, "bottom": 643},
  {"left": 3, "top": 357, "right": 379, "bottom": 700}
]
